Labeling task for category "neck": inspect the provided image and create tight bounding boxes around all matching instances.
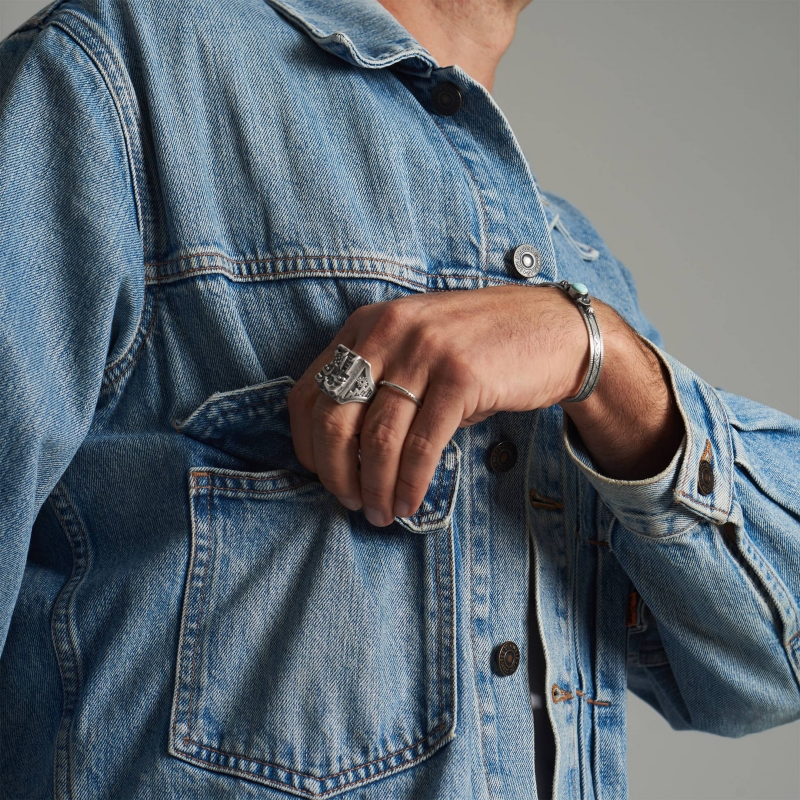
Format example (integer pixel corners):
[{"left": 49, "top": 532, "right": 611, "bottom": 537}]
[{"left": 377, "top": 0, "right": 529, "bottom": 92}]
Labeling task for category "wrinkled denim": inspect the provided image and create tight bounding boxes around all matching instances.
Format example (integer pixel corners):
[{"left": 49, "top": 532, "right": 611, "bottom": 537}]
[{"left": 0, "top": 1, "right": 798, "bottom": 799}]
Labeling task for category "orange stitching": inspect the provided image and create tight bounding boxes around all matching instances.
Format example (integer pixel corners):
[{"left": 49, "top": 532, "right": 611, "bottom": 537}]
[
  {"left": 575, "top": 689, "right": 610, "bottom": 707},
  {"left": 191, "top": 474, "right": 311, "bottom": 496},
  {"left": 433, "top": 523, "right": 443, "bottom": 721},
  {"left": 587, "top": 539, "right": 609, "bottom": 547},
  {"left": 179, "top": 723, "right": 446, "bottom": 784},
  {"left": 147, "top": 251, "right": 430, "bottom": 272},
  {"left": 701, "top": 439, "right": 713, "bottom": 463},
  {"left": 551, "top": 684, "right": 574, "bottom": 704},
  {"left": 185, "top": 486, "right": 213, "bottom": 740},
  {"left": 529, "top": 487, "right": 564, "bottom": 510}
]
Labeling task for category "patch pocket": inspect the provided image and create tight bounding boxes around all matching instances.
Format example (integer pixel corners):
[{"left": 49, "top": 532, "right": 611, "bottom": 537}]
[{"left": 170, "top": 382, "right": 459, "bottom": 798}]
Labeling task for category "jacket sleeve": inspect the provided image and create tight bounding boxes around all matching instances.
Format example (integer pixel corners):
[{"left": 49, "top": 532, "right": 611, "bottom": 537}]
[
  {"left": 0, "top": 22, "right": 143, "bottom": 653},
  {"left": 565, "top": 341, "right": 800, "bottom": 736}
]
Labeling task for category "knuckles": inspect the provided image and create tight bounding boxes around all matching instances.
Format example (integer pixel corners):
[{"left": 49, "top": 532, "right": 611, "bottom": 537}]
[
  {"left": 402, "top": 430, "right": 439, "bottom": 462},
  {"left": 311, "top": 401, "right": 349, "bottom": 441},
  {"left": 361, "top": 416, "right": 406, "bottom": 457}
]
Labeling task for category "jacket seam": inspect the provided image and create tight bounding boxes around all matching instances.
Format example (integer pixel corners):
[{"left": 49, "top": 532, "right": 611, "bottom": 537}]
[
  {"left": 48, "top": 485, "right": 92, "bottom": 800},
  {"left": 47, "top": 12, "right": 152, "bottom": 388},
  {"left": 142, "top": 252, "right": 522, "bottom": 290}
]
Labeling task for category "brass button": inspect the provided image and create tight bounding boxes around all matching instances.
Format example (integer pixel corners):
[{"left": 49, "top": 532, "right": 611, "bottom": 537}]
[
  {"left": 698, "top": 460, "right": 714, "bottom": 495},
  {"left": 489, "top": 441, "right": 517, "bottom": 473},
  {"left": 496, "top": 641, "right": 520, "bottom": 676},
  {"left": 431, "top": 82, "right": 462, "bottom": 116},
  {"left": 509, "top": 244, "right": 542, "bottom": 279}
]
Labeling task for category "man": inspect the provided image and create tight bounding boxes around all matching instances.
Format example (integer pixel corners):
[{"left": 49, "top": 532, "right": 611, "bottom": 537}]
[{"left": 0, "top": 0, "right": 797, "bottom": 798}]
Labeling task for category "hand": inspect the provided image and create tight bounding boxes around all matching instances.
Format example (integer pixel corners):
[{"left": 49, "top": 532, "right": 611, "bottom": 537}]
[{"left": 288, "top": 285, "right": 589, "bottom": 526}]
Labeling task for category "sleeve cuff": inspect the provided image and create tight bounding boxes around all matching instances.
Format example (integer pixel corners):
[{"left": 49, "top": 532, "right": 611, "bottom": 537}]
[{"left": 563, "top": 340, "right": 735, "bottom": 537}]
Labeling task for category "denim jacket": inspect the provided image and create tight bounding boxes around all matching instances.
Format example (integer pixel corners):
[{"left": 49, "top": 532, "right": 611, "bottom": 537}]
[{"left": 1, "top": 1, "right": 798, "bottom": 798}]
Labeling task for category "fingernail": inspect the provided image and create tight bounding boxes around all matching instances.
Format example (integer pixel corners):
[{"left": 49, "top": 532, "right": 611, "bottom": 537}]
[
  {"left": 337, "top": 496, "right": 362, "bottom": 511},
  {"left": 364, "top": 507, "right": 388, "bottom": 527},
  {"left": 393, "top": 500, "right": 413, "bottom": 519}
]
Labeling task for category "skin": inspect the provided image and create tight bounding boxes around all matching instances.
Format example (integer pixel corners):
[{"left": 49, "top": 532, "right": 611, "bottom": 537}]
[{"left": 288, "top": 0, "right": 685, "bottom": 527}]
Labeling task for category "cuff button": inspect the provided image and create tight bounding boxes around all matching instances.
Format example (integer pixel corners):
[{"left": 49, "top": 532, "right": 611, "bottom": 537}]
[{"left": 698, "top": 459, "right": 714, "bottom": 495}]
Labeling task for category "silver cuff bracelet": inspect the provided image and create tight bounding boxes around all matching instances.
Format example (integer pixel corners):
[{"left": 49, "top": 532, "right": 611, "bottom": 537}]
[{"left": 542, "top": 280, "right": 604, "bottom": 403}]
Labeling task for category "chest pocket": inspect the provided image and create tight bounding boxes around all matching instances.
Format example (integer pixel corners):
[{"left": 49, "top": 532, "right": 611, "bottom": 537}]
[{"left": 169, "top": 377, "right": 459, "bottom": 798}]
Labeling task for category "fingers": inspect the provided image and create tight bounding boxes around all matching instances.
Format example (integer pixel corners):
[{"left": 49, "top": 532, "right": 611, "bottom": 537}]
[
  {"left": 310, "top": 394, "right": 367, "bottom": 510},
  {"left": 291, "top": 346, "right": 464, "bottom": 525},
  {"left": 392, "top": 382, "right": 464, "bottom": 519},
  {"left": 358, "top": 380, "right": 424, "bottom": 526}
]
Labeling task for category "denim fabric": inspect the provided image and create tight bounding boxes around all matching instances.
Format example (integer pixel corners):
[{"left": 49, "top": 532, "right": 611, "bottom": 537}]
[{"left": 1, "top": 1, "right": 798, "bottom": 798}]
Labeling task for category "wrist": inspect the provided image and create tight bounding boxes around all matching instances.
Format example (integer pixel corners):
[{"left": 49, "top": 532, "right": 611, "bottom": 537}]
[
  {"left": 561, "top": 303, "right": 684, "bottom": 480},
  {"left": 560, "top": 281, "right": 604, "bottom": 403}
]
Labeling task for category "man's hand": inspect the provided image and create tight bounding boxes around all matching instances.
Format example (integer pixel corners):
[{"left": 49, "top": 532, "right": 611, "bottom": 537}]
[{"left": 288, "top": 285, "right": 684, "bottom": 526}]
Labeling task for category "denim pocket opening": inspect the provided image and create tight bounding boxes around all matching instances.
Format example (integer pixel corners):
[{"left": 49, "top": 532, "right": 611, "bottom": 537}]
[{"left": 170, "top": 379, "right": 459, "bottom": 797}]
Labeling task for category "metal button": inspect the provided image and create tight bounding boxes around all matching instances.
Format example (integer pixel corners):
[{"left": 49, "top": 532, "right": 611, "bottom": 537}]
[
  {"left": 698, "top": 460, "right": 714, "bottom": 495},
  {"left": 496, "top": 641, "right": 520, "bottom": 676},
  {"left": 509, "top": 244, "right": 542, "bottom": 279},
  {"left": 489, "top": 441, "right": 517, "bottom": 473},
  {"left": 431, "top": 82, "right": 462, "bottom": 116}
]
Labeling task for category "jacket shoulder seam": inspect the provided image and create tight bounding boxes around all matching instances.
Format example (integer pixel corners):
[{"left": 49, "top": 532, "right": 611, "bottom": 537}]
[{"left": 44, "top": 12, "right": 155, "bottom": 388}]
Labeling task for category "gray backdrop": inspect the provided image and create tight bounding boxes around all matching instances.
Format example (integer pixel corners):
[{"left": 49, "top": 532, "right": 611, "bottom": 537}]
[{"left": 2, "top": 0, "right": 798, "bottom": 798}]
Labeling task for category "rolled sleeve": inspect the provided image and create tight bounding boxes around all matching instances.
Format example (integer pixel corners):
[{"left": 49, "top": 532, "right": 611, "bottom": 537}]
[{"left": 564, "top": 342, "right": 735, "bottom": 537}]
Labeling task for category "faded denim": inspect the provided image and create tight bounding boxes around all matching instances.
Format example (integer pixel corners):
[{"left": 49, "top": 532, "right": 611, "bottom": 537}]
[{"left": 0, "top": 1, "right": 798, "bottom": 798}]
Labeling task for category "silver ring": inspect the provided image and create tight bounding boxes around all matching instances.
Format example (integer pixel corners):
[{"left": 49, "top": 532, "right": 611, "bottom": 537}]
[
  {"left": 315, "top": 344, "right": 376, "bottom": 404},
  {"left": 378, "top": 380, "right": 423, "bottom": 409}
]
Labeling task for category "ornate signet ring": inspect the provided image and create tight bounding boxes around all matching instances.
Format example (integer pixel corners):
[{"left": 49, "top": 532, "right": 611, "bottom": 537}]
[{"left": 315, "top": 344, "right": 377, "bottom": 404}]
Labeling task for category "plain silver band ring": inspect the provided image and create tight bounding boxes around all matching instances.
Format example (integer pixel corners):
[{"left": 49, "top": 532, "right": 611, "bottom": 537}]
[{"left": 377, "top": 380, "right": 423, "bottom": 409}]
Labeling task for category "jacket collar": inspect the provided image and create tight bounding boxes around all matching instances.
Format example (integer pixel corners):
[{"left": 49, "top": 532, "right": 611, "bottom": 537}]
[{"left": 263, "top": 0, "right": 438, "bottom": 75}]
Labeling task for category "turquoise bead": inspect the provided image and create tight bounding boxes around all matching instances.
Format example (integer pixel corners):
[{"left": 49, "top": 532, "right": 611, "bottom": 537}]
[{"left": 571, "top": 281, "right": 588, "bottom": 295}]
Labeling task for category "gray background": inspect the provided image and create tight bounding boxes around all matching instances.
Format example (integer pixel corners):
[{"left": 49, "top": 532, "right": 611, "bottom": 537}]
[{"left": 2, "top": 0, "right": 798, "bottom": 798}]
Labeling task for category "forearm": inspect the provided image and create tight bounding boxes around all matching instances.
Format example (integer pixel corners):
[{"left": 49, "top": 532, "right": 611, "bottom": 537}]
[{"left": 561, "top": 301, "right": 685, "bottom": 480}]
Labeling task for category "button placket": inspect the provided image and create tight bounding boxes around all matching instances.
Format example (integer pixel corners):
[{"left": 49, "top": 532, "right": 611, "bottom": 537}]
[
  {"left": 698, "top": 438, "right": 714, "bottom": 496},
  {"left": 431, "top": 81, "right": 462, "bottom": 116},
  {"left": 495, "top": 641, "right": 521, "bottom": 676},
  {"left": 489, "top": 441, "right": 517, "bottom": 473}
]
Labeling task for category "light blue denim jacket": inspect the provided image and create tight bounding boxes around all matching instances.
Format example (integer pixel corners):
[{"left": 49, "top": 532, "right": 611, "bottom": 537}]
[{"left": 1, "top": 1, "right": 799, "bottom": 798}]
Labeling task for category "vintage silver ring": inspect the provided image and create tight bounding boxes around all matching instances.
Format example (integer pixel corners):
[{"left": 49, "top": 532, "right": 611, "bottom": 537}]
[{"left": 315, "top": 344, "right": 376, "bottom": 404}]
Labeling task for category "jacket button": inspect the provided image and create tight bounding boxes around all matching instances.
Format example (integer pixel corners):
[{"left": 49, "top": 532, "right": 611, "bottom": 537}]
[
  {"left": 698, "top": 459, "right": 714, "bottom": 495},
  {"left": 489, "top": 441, "right": 517, "bottom": 473},
  {"left": 431, "top": 82, "right": 462, "bottom": 115},
  {"left": 509, "top": 244, "right": 542, "bottom": 278},
  {"left": 496, "top": 641, "right": 520, "bottom": 676}
]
